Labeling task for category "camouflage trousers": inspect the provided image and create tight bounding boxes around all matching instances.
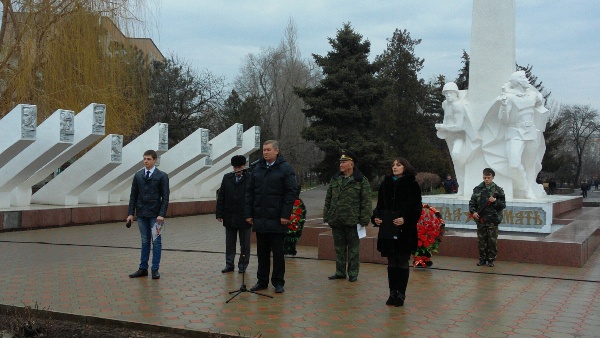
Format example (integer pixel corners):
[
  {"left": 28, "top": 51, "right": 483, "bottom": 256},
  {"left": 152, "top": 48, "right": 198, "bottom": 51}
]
[
  {"left": 331, "top": 225, "right": 360, "bottom": 278},
  {"left": 477, "top": 223, "right": 498, "bottom": 261}
]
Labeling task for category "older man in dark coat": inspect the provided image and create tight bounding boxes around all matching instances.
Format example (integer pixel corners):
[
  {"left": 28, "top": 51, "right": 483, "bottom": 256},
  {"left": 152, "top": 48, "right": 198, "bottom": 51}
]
[
  {"left": 216, "top": 155, "right": 251, "bottom": 273},
  {"left": 245, "top": 140, "right": 297, "bottom": 294}
]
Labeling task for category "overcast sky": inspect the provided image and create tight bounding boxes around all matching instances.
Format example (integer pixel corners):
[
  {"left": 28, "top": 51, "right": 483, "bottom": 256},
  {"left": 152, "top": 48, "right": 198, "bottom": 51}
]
[{"left": 149, "top": 0, "right": 600, "bottom": 110}]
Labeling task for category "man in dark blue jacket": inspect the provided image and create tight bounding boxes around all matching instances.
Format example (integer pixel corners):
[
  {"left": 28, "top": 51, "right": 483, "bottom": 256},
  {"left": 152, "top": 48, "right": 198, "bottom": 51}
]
[
  {"left": 245, "top": 140, "right": 297, "bottom": 293},
  {"left": 216, "top": 155, "right": 251, "bottom": 273},
  {"left": 127, "top": 150, "right": 170, "bottom": 279}
]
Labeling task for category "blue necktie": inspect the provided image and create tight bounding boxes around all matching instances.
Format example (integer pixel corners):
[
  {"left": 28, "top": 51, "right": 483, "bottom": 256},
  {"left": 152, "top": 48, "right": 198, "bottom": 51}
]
[{"left": 145, "top": 171, "right": 150, "bottom": 179}]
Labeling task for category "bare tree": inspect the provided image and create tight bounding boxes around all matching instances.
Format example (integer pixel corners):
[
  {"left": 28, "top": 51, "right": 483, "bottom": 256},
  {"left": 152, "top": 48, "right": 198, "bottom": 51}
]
[
  {"left": 559, "top": 105, "right": 600, "bottom": 185},
  {"left": 234, "top": 19, "right": 322, "bottom": 183}
]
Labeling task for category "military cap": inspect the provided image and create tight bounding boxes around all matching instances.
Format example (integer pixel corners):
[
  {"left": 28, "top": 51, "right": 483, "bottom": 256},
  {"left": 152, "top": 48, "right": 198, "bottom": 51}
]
[
  {"left": 231, "top": 155, "right": 247, "bottom": 166},
  {"left": 339, "top": 149, "right": 358, "bottom": 162}
]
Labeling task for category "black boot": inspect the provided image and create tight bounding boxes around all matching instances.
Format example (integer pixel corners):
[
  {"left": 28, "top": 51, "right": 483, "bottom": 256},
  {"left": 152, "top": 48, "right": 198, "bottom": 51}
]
[
  {"left": 386, "top": 290, "right": 398, "bottom": 305},
  {"left": 395, "top": 268, "right": 410, "bottom": 307},
  {"left": 386, "top": 267, "right": 399, "bottom": 306}
]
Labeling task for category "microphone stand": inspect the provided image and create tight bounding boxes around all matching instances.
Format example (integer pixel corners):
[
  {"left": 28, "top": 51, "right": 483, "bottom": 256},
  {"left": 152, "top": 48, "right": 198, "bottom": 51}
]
[{"left": 226, "top": 254, "right": 272, "bottom": 303}]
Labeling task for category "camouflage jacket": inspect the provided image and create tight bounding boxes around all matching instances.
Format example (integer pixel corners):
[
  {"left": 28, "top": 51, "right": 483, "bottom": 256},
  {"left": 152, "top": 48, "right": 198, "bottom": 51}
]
[
  {"left": 324, "top": 170, "right": 372, "bottom": 227},
  {"left": 469, "top": 182, "right": 506, "bottom": 225}
]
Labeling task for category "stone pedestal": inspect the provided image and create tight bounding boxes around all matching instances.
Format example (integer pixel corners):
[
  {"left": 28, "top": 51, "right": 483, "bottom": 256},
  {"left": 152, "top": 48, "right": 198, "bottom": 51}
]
[{"left": 422, "top": 194, "right": 581, "bottom": 234}]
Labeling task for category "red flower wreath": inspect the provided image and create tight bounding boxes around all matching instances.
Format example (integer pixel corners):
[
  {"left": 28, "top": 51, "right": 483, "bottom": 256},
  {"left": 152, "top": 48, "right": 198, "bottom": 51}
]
[
  {"left": 287, "top": 199, "right": 306, "bottom": 233},
  {"left": 413, "top": 204, "right": 445, "bottom": 268}
]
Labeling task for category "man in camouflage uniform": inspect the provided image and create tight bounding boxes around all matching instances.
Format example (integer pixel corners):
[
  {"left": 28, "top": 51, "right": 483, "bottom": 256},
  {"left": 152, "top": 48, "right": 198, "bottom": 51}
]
[
  {"left": 323, "top": 149, "right": 372, "bottom": 282},
  {"left": 469, "top": 167, "right": 506, "bottom": 267}
]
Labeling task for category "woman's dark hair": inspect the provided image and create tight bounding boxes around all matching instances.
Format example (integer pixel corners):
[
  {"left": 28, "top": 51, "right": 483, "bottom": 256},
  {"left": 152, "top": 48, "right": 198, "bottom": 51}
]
[{"left": 391, "top": 157, "right": 416, "bottom": 176}]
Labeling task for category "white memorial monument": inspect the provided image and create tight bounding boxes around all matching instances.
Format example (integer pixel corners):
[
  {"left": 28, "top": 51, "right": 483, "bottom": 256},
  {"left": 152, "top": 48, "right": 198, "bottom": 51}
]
[
  {"left": 32, "top": 134, "right": 122, "bottom": 206},
  {"left": 109, "top": 127, "right": 211, "bottom": 203},
  {"left": 77, "top": 123, "right": 168, "bottom": 205},
  {"left": 186, "top": 126, "right": 260, "bottom": 199},
  {"left": 0, "top": 104, "right": 37, "bottom": 169},
  {"left": 427, "top": 0, "right": 561, "bottom": 233},
  {"left": 0, "top": 109, "right": 75, "bottom": 208},
  {"left": 11, "top": 103, "right": 106, "bottom": 206},
  {"left": 169, "top": 124, "right": 243, "bottom": 200}
]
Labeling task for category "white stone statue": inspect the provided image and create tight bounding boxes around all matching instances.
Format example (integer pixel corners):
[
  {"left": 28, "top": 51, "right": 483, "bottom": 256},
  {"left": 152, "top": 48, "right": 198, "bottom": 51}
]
[
  {"left": 435, "top": 82, "right": 480, "bottom": 195},
  {"left": 486, "top": 70, "right": 549, "bottom": 198}
]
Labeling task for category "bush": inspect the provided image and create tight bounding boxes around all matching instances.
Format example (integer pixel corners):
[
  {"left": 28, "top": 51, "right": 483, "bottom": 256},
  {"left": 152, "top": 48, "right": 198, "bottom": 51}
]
[{"left": 416, "top": 172, "right": 441, "bottom": 193}]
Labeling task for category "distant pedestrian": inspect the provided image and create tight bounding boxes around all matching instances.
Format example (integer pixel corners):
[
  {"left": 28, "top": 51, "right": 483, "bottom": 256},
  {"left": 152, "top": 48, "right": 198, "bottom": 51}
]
[
  {"left": 581, "top": 181, "right": 589, "bottom": 198},
  {"left": 127, "top": 150, "right": 170, "bottom": 280},
  {"left": 548, "top": 179, "right": 557, "bottom": 195},
  {"left": 469, "top": 168, "right": 506, "bottom": 268},
  {"left": 594, "top": 179, "right": 599, "bottom": 190},
  {"left": 442, "top": 174, "right": 459, "bottom": 194}
]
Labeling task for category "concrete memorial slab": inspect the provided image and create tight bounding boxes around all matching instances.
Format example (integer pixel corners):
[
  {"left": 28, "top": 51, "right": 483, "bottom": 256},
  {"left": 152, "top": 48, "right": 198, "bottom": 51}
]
[
  {"left": 32, "top": 134, "right": 122, "bottom": 206},
  {"left": 0, "top": 109, "right": 75, "bottom": 208},
  {"left": 0, "top": 104, "right": 37, "bottom": 169},
  {"left": 109, "top": 128, "right": 210, "bottom": 203},
  {"left": 169, "top": 124, "right": 242, "bottom": 201},
  {"left": 76, "top": 123, "right": 168, "bottom": 205},
  {"left": 188, "top": 126, "right": 260, "bottom": 199},
  {"left": 11, "top": 103, "right": 106, "bottom": 206}
]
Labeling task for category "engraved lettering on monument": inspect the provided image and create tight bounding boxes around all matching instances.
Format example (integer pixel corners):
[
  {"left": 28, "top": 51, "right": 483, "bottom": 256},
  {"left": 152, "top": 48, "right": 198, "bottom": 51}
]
[
  {"left": 111, "top": 135, "right": 123, "bottom": 162},
  {"left": 21, "top": 105, "right": 37, "bottom": 139},
  {"left": 60, "top": 110, "right": 75, "bottom": 142},
  {"left": 92, "top": 104, "right": 106, "bottom": 134}
]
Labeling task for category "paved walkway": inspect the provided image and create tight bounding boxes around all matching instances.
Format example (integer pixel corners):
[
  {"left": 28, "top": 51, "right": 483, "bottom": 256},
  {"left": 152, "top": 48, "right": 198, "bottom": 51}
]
[{"left": 0, "top": 186, "right": 599, "bottom": 337}]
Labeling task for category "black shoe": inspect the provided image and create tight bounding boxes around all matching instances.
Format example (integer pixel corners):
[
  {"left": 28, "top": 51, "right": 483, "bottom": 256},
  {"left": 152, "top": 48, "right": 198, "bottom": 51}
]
[
  {"left": 348, "top": 276, "right": 358, "bottom": 282},
  {"left": 250, "top": 283, "right": 268, "bottom": 292},
  {"left": 151, "top": 270, "right": 160, "bottom": 279},
  {"left": 221, "top": 267, "right": 234, "bottom": 273},
  {"left": 394, "top": 293, "right": 406, "bottom": 307},
  {"left": 487, "top": 260, "right": 495, "bottom": 267},
  {"left": 328, "top": 274, "right": 346, "bottom": 280},
  {"left": 129, "top": 269, "right": 148, "bottom": 278},
  {"left": 238, "top": 269, "right": 246, "bottom": 274},
  {"left": 274, "top": 285, "right": 285, "bottom": 293},
  {"left": 477, "top": 259, "right": 486, "bottom": 266}
]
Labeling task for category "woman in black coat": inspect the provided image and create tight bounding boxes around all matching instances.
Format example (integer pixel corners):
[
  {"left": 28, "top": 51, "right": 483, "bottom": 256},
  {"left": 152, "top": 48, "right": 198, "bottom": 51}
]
[{"left": 371, "top": 157, "right": 422, "bottom": 307}]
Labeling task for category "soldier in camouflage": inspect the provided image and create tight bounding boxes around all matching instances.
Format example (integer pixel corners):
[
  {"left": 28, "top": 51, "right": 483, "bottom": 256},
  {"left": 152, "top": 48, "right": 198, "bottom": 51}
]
[
  {"left": 469, "top": 167, "right": 506, "bottom": 267},
  {"left": 323, "top": 149, "right": 372, "bottom": 282}
]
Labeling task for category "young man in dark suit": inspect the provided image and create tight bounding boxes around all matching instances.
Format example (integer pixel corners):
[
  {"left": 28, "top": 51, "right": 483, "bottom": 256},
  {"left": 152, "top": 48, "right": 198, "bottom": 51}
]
[{"left": 127, "top": 149, "right": 170, "bottom": 279}]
